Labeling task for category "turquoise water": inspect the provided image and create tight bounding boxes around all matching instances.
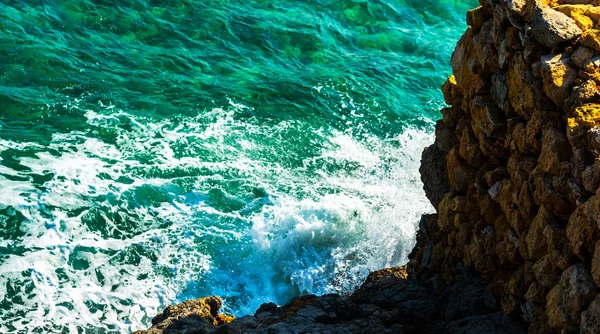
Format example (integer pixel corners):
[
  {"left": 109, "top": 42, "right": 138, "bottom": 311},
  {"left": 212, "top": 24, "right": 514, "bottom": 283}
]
[{"left": 0, "top": 0, "right": 475, "bottom": 332}]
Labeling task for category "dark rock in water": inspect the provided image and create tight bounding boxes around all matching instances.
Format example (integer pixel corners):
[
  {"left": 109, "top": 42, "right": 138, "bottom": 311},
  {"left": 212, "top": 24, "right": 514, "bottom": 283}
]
[{"left": 134, "top": 267, "right": 524, "bottom": 333}]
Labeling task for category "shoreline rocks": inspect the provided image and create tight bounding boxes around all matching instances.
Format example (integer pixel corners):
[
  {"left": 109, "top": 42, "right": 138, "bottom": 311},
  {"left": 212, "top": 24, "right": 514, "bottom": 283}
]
[{"left": 134, "top": 267, "right": 523, "bottom": 334}]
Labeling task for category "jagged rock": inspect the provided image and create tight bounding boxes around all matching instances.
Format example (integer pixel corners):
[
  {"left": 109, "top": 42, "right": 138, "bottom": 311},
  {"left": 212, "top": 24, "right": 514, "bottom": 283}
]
[
  {"left": 138, "top": 268, "right": 523, "bottom": 334},
  {"left": 468, "top": 6, "right": 489, "bottom": 32},
  {"left": 540, "top": 53, "right": 579, "bottom": 107},
  {"left": 451, "top": 28, "right": 487, "bottom": 99},
  {"left": 446, "top": 147, "right": 474, "bottom": 193},
  {"left": 133, "top": 297, "right": 234, "bottom": 334},
  {"left": 539, "top": 129, "right": 573, "bottom": 175},
  {"left": 573, "top": 103, "right": 600, "bottom": 128},
  {"left": 504, "top": 0, "right": 527, "bottom": 29},
  {"left": 442, "top": 75, "right": 462, "bottom": 106},
  {"left": 547, "top": 263, "right": 598, "bottom": 328},
  {"left": 531, "top": 6, "right": 582, "bottom": 48},
  {"left": 554, "top": 5, "right": 600, "bottom": 30},
  {"left": 420, "top": 143, "right": 451, "bottom": 210},
  {"left": 582, "top": 163, "right": 600, "bottom": 192},
  {"left": 534, "top": 255, "right": 561, "bottom": 289},
  {"left": 567, "top": 196, "right": 600, "bottom": 260},
  {"left": 571, "top": 46, "right": 595, "bottom": 68},
  {"left": 445, "top": 312, "right": 524, "bottom": 334},
  {"left": 580, "top": 30, "right": 600, "bottom": 52},
  {"left": 581, "top": 294, "right": 600, "bottom": 334},
  {"left": 592, "top": 241, "right": 600, "bottom": 287},
  {"left": 508, "top": 54, "right": 537, "bottom": 119}
]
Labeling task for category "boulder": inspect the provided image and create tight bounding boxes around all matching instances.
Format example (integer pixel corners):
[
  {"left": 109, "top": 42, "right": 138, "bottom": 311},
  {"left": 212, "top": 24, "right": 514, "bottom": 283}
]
[
  {"left": 420, "top": 144, "right": 451, "bottom": 210},
  {"left": 580, "top": 30, "right": 600, "bottom": 52},
  {"left": 554, "top": 5, "right": 600, "bottom": 30},
  {"left": 531, "top": 6, "right": 583, "bottom": 48},
  {"left": 546, "top": 263, "right": 598, "bottom": 328},
  {"left": 540, "top": 53, "right": 578, "bottom": 107},
  {"left": 571, "top": 46, "right": 595, "bottom": 69},
  {"left": 539, "top": 129, "right": 573, "bottom": 175},
  {"left": 133, "top": 297, "right": 234, "bottom": 334},
  {"left": 573, "top": 103, "right": 600, "bottom": 128}
]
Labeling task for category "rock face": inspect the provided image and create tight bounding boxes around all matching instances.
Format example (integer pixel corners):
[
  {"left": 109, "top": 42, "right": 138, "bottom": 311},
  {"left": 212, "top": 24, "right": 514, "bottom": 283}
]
[
  {"left": 136, "top": 1, "right": 600, "bottom": 333},
  {"left": 410, "top": 0, "right": 600, "bottom": 333}
]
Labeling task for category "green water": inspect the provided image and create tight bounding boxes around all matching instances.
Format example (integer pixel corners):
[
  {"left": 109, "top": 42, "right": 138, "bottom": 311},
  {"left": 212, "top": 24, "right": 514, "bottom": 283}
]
[{"left": 0, "top": 0, "right": 476, "bottom": 332}]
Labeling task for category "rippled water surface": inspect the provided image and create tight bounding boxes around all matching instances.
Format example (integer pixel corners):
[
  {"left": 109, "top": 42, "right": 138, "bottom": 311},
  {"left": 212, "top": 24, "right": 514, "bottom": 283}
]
[{"left": 0, "top": 0, "right": 476, "bottom": 332}]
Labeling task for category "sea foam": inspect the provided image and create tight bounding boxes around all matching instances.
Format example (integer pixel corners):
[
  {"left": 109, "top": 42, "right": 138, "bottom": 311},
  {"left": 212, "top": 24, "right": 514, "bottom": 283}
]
[{"left": 0, "top": 104, "right": 433, "bottom": 332}]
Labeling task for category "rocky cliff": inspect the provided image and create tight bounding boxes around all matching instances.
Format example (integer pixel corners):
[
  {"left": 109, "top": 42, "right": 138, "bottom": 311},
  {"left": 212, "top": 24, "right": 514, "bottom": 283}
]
[
  {"left": 135, "top": 0, "right": 600, "bottom": 333},
  {"left": 412, "top": 0, "right": 600, "bottom": 333}
]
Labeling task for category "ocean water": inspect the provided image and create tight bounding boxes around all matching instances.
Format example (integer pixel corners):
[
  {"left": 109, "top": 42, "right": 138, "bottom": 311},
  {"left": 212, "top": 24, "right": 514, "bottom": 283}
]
[{"left": 0, "top": 0, "right": 476, "bottom": 332}]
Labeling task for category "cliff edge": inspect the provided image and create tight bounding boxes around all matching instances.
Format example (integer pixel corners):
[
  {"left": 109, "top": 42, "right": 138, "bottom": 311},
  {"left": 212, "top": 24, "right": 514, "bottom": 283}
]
[
  {"left": 413, "top": 0, "right": 600, "bottom": 332},
  {"left": 136, "top": 0, "right": 600, "bottom": 333}
]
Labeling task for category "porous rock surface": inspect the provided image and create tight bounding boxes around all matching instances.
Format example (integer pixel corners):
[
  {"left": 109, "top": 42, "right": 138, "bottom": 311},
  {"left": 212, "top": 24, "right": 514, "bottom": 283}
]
[{"left": 136, "top": 0, "right": 600, "bottom": 333}]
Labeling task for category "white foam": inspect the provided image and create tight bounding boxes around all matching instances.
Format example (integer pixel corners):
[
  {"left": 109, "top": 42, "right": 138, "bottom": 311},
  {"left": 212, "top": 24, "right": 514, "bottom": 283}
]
[{"left": 0, "top": 105, "right": 434, "bottom": 333}]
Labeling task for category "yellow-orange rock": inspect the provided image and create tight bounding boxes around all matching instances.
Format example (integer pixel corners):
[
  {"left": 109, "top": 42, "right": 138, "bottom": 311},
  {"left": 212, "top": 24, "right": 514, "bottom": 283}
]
[
  {"left": 541, "top": 53, "right": 579, "bottom": 107},
  {"left": 580, "top": 29, "right": 600, "bottom": 52},
  {"left": 554, "top": 5, "right": 600, "bottom": 30},
  {"left": 573, "top": 103, "right": 600, "bottom": 128}
]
